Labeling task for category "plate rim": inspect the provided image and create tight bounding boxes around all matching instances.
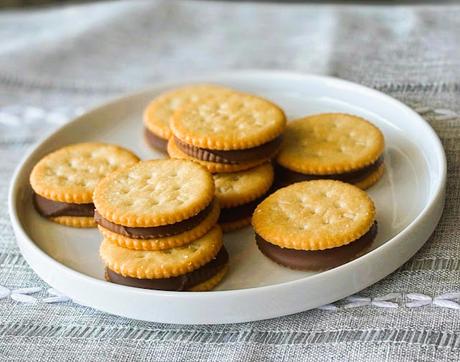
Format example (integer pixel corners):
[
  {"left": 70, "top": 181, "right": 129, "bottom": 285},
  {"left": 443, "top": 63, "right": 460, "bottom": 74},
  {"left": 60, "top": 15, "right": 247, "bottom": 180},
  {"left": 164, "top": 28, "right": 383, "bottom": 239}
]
[{"left": 8, "top": 70, "right": 447, "bottom": 322}]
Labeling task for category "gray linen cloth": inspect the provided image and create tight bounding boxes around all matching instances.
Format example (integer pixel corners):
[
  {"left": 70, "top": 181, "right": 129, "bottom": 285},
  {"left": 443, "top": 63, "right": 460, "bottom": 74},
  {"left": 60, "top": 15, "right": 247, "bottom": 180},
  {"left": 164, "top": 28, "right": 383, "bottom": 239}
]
[{"left": 1, "top": 1, "right": 460, "bottom": 360}]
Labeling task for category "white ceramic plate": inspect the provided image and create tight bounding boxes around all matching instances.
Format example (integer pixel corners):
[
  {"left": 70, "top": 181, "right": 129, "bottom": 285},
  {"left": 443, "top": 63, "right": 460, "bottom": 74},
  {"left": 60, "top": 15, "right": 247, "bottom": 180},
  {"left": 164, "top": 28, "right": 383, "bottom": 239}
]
[{"left": 9, "top": 71, "right": 446, "bottom": 324}]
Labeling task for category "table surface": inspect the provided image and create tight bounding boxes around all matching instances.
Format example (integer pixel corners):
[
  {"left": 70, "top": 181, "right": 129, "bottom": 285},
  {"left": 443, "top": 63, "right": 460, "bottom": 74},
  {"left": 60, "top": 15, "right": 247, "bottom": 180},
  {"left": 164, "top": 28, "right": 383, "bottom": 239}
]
[{"left": 0, "top": 1, "right": 459, "bottom": 361}]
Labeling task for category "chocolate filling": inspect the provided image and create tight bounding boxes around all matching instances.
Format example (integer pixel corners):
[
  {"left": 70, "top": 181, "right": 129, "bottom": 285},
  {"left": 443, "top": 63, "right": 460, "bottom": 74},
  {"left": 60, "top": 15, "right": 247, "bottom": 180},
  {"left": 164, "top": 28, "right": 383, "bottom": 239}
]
[
  {"left": 275, "top": 156, "right": 384, "bottom": 188},
  {"left": 33, "top": 193, "right": 94, "bottom": 218},
  {"left": 144, "top": 127, "right": 168, "bottom": 152},
  {"left": 94, "top": 199, "right": 215, "bottom": 239},
  {"left": 219, "top": 192, "right": 270, "bottom": 224},
  {"left": 256, "top": 222, "right": 377, "bottom": 271},
  {"left": 106, "top": 247, "right": 229, "bottom": 291},
  {"left": 174, "top": 136, "right": 282, "bottom": 164}
]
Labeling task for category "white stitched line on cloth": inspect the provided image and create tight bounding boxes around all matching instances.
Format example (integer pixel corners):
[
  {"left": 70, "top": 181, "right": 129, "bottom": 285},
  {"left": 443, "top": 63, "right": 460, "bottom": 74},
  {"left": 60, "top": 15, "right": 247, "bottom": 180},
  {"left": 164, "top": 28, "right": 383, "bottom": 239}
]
[
  {"left": 409, "top": 103, "right": 459, "bottom": 121},
  {"left": 412, "top": 106, "right": 432, "bottom": 114},
  {"left": 0, "top": 286, "right": 71, "bottom": 304},
  {"left": 0, "top": 105, "right": 84, "bottom": 127},
  {"left": 318, "top": 293, "right": 460, "bottom": 311},
  {"left": 317, "top": 304, "right": 339, "bottom": 311},
  {"left": 317, "top": 294, "right": 400, "bottom": 311},
  {"left": 342, "top": 293, "right": 400, "bottom": 309},
  {"left": 317, "top": 293, "right": 400, "bottom": 310},
  {"left": 43, "top": 288, "right": 71, "bottom": 304},
  {"left": 2, "top": 284, "right": 460, "bottom": 311},
  {"left": 406, "top": 293, "right": 460, "bottom": 310},
  {"left": 9, "top": 287, "right": 41, "bottom": 304},
  {"left": 0, "top": 285, "right": 9, "bottom": 299}
]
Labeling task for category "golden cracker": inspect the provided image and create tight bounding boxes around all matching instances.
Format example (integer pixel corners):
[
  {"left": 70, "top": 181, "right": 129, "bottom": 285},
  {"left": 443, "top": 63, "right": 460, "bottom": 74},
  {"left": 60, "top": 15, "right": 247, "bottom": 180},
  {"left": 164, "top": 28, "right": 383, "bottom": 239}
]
[
  {"left": 252, "top": 180, "right": 376, "bottom": 250},
  {"left": 354, "top": 163, "right": 385, "bottom": 190},
  {"left": 167, "top": 138, "right": 272, "bottom": 174},
  {"left": 30, "top": 143, "right": 139, "bottom": 203},
  {"left": 100, "top": 225, "right": 223, "bottom": 279},
  {"left": 277, "top": 113, "right": 384, "bottom": 174},
  {"left": 93, "top": 159, "right": 215, "bottom": 227},
  {"left": 143, "top": 84, "right": 235, "bottom": 140},
  {"left": 213, "top": 163, "right": 273, "bottom": 208},
  {"left": 188, "top": 264, "right": 228, "bottom": 291},
  {"left": 99, "top": 199, "right": 220, "bottom": 250},
  {"left": 50, "top": 216, "right": 96, "bottom": 228},
  {"left": 171, "top": 92, "right": 286, "bottom": 150}
]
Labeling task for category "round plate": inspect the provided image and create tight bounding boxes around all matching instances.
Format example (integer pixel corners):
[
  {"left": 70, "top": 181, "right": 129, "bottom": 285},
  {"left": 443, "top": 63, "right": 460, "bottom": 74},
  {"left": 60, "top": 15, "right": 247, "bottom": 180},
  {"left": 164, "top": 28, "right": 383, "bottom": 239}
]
[{"left": 9, "top": 71, "right": 446, "bottom": 324}]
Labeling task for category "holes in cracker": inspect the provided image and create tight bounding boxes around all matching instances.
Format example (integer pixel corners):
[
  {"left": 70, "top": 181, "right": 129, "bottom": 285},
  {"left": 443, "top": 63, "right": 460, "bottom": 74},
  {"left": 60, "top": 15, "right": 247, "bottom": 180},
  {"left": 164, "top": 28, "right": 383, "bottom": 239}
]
[
  {"left": 122, "top": 200, "right": 133, "bottom": 207},
  {"left": 188, "top": 245, "right": 198, "bottom": 252},
  {"left": 342, "top": 212, "right": 356, "bottom": 220},
  {"left": 314, "top": 207, "right": 322, "bottom": 214},
  {"left": 217, "top": 184, "right": 233, "bottom": 194}
]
